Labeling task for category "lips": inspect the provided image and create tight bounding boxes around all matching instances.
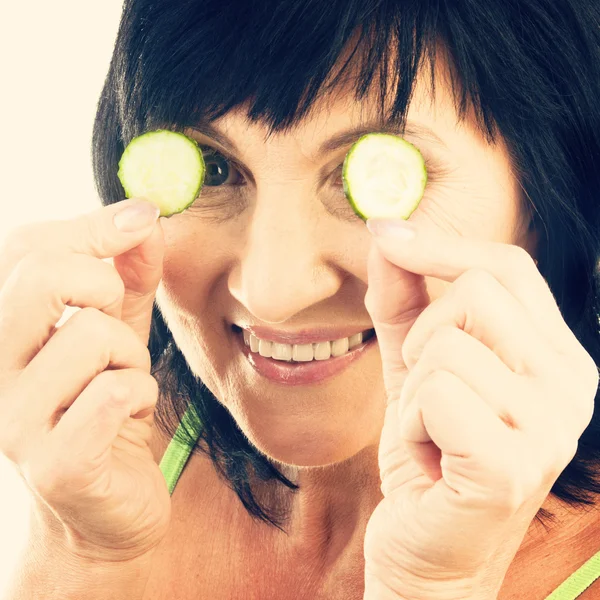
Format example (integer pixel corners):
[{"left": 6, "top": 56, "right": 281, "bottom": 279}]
[{"left": 233, "top": 326, "right": 378, "bottom": 385}]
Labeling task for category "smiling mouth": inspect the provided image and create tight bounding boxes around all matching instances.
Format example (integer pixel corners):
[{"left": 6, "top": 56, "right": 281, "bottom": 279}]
[
  {"left": 232, "top": 323, "right": 378, "bottom": 385},
  {"left": 232, "top": 325, "right": 376, "bottom": 363}
]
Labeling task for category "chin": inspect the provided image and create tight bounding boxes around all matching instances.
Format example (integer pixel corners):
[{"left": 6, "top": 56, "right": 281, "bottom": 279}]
[
  {"left": 231, "top": 403, "right": 385, "bottom": 468},
  {"left": 198, "top": 349, "right": 388, "bottom": 466}
]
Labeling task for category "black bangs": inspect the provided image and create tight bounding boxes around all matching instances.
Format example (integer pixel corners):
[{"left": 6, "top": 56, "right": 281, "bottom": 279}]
[
  {"left": 111, "top": 0, "right": 599, "bottom": 159},
  {"left": 113, "top": 0, "right": 436, "bottom": 140}
]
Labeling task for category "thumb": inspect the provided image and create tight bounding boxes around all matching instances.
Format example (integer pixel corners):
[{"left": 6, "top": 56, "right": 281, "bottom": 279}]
[
  {"left": 364, "top": 241, "right": 429, "bottom": 405},
  {"left": 112, "top": 218, "right": 165, "bottom": 346}
]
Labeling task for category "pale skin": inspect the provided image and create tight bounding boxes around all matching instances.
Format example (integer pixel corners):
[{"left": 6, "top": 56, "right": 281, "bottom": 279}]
[{"left": 0, "top": 54, "right": 598, "bottom": 600}]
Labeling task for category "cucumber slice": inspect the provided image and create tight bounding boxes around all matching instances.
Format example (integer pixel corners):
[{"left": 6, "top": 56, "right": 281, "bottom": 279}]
[
  {"left": 342, "top": 133, "right": 427, "bottom": 221},
  {"left": 117, "top": 129, "right": 205, "bottom": 217}
]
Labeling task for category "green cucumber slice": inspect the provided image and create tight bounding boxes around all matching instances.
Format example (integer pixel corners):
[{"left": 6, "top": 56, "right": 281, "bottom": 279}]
[
  {"left": 117, "top": 130, "right": 205, "bottom": 217},
  {"left": 342, "top": 132, "right": 427, "bottom": 221}
]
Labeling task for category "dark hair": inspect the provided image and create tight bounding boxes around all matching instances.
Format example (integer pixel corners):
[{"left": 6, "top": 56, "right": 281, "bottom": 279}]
[{"left": 92, "top": 0, "right": 600, "bottom": 529}]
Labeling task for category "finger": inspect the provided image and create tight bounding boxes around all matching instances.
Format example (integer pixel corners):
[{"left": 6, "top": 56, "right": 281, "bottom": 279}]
[
  {"left": 15, "top": 307, "right": 150, "bottom": 432},
  {"left": 399, "top": 326, "right": 526, "bottom": 428},
  {"left": 366, "top": 219, "right": 579, "bottom": 357},
  {"left": 112, "top": 219, "right": 165, "bottom": 345},
  {"left": 399, "top": 270, "right": 594, "bottom": 435},
  {"left": 377, "top": 400, "right": 425, "bottom": 497},
  {"left": 0, "top": 252, "right": 125, "bottom": 372},
  {"left": 401, "top": 269, "right": 558, "bottom": 377},
  {"left": 397, "top": 370, "right": 511, "bottom": 485},
  {"left": 49, "top": 368, "right": 158, "bottom": 466},
  {"left": 365, "top": 242, "right": 428, "bottom": 402},
  {"left": 0, "top": 198, "right": 160, "bottom": 289}
]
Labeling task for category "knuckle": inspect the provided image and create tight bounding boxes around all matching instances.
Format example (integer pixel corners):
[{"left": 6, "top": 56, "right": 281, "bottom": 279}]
[
  {"left": 105, "top": 384, "right": 132, "bottom": 410},
  {"left": 132, "top": 334, "right": 152, "bottom": 371},
  {"left": 502, "top": 245, "right": 537, "bottom": 281},
  {"left": 115, "top": 323, "right": 152, "bottom": 371},
  {"left": 71, "top": 309, "right": 116, "bottom": 363},
  {"left": 96, "top": 368, "right": 157, "bottom": 412},
  {"left": 70, "top": 308, "right": 151, "bottom": 371},
  {"left": 141, "top": 347, "right": 152, "bottom": 372},
  {"left": 145, "top": 372, "right": 160, "bottom": 404},
  {"left": 505, "top": 244, "right": 535, "bottom": 266},
  {"left": 71, "top": 306, "right": 110, "bottom": 339},
  {"left": 423, "top": 326, "right": 461, "bottom": 360},
  {"left": 96, "top": 371, "right": 133, "bottom": 410},
  {"left": 419, "top": 369, "right": 454, "bottom": 396},
  {"left": 11, "top": 250, "right": 52, "bottom": 288}
]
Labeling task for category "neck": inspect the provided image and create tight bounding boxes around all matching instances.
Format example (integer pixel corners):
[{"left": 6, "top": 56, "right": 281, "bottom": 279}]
[{"left": 272, "top": 444, "right": 383, "bottom": 564}]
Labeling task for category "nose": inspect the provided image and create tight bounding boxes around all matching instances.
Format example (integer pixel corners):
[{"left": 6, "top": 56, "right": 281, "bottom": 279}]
[{"left": 228, "top": 186, "right": 343, "bottom": 324}]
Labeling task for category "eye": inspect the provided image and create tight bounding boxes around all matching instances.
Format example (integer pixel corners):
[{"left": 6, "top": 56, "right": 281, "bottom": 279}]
[
  {"left": 329, "top": 153, "right": 441, "bottom": 190},
  {"left": 330, "top": 164, "right": 344, "bottom": 188},
  {"left": 201, "top": 148, "right": 244, "bottom": 187}
]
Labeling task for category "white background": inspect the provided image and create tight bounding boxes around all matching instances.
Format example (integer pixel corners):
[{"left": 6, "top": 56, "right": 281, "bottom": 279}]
[{"left": 0, "top": 1, "right": 124, "bottom": 591}]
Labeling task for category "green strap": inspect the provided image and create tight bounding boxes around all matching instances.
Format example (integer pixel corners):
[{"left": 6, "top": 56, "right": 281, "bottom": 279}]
[
  {"left": 158, "top": 404, "right": 202, "bottom": 495},
  {"left": 158, "top": 404, "right": 600, "bottom": 598},
  {"left": 544, "top": 550, "right": 600, "bottom": 599}
]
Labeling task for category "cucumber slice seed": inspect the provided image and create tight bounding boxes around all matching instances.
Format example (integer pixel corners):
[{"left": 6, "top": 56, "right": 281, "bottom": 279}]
[
  {"left": 342, "top": 133, "right": 427, "bottom": 221},
  {"left": 117, "top": 129, "right": 206, "bottom": 218}
]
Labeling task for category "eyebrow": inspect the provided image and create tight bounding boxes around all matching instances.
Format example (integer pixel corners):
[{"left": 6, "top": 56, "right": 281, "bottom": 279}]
[
  {"left": 189, "top": 122, "right": 241, "bottom": 155},
  {"left": 316, "top": 120, "right": 448, "bottom": 158},
  {"left": 188, "top": 118, "right": 447, "bottom": 159}
]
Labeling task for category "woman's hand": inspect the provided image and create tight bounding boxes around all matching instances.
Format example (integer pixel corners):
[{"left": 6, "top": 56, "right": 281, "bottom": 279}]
[
  {"left": 0, "top": 199, "right": 171, "bottom": 564},
  {"left": 361, "top": 219, "right": 599, "bottom": 600}
]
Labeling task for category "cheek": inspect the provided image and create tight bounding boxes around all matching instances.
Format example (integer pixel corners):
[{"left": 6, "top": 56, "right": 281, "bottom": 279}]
[
  {"left": 159, "top": 219, "right": 231, "bottom": 311},
  {"left": 328, "top": 225, "right": 372, "bottom": 280}
]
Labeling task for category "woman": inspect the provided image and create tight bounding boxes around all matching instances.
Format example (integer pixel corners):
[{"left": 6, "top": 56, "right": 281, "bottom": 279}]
[{"left": 2, "top": 0, "right": 600, "bottom": 598}]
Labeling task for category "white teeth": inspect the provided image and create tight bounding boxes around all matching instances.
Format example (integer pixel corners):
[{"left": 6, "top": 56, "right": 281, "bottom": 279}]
[
  {"left": 242, "top": 329, "right": 373, "bottom": 362},
  {"left": 272, "top": 342, "right": 293, "bottom": 361},
  {"left": 348, "top": 332, "right": 363, "bottom": 349},
  {"left": 258, "top": 339, "right": 272, "bottom": 358},
  {"left": 331, "top": 337, "right": 349, "bottom": 357},
  {"left": 313, "top": 341, "right": 331, "bottom": 361},
  {"left": 293, "top": 343, "right": 314, "bottom": 362}
]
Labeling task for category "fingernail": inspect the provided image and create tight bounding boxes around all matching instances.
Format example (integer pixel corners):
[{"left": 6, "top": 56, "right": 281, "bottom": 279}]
[
  {"left": 366, "top": 219, "right": 416, "bottom": 240},
  {"left": 114, "top": 200, "right": 160, "bottom": 232}
]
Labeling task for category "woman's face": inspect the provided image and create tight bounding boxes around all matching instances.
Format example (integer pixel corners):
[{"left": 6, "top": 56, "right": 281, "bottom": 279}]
[{"left": 155, "top": 64, "right": 535, "bottom": 468}]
